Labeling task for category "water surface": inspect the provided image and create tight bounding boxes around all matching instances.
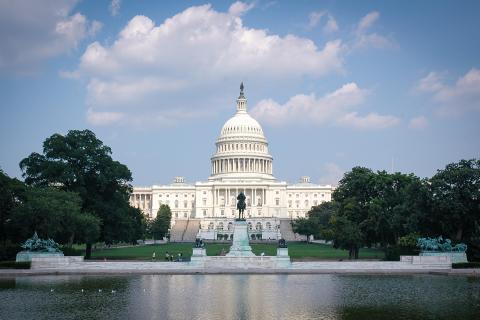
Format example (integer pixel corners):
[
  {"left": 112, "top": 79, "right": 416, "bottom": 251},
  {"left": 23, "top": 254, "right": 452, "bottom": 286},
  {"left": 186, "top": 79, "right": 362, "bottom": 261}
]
[{"left": 0, "top": 274, "right": 479, "bottom": 320}]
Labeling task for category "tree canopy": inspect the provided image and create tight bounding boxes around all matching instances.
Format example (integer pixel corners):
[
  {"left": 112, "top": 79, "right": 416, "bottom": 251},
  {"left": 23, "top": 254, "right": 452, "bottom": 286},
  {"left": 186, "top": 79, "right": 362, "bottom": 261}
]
[
  {"left": 19, "top": 129, "right": 144, "bottom": 257},
  {"left": 151, "top": 205, "right": 172, "bottom": 240}
]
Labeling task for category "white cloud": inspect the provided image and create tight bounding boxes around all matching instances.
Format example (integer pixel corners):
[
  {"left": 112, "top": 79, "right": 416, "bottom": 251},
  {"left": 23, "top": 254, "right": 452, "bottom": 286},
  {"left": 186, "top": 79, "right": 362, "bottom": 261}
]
[
  {"left": 308, "top": 11, "right": 325, "bottom": 29},
  {"left": 416, "top": 68, "right": 480, "bottom": 115},
  {"left": 353, "top": 11, "right": 394, "bottom": 49},
  {"left": 337, "top": 112, "right": 400, "bottom": 129},
  {"left": 110, "top": 0, "right": 121, "bottom": 16},
  {"left": 409, "top": 116, "right": 428, "bottom": 129},
  {"left": 250, "top": 82, "right": 396, "bottom": 128},
  {"left": 319, "top": 162, "right": 344, "bottom": 185},
  {"left": 251, "top": 83, "right": 368, "bottom": 125},
  {"left": 70, "top": 3, "right": 346, "bottom": 126},
  {"left": 324, "top": 15, "right": 339, "bottom": 33},
  {"left": 0, "top": 0, "right": 101, "bottom": 73},
  {"left": 87, "top": 109, "right": 125, "bottom": 126},
  {"left": 356, "top": 11, "right": 379, "bottom": 33},
  {"left": 308, "top": 11, "right": 338, "bottom": 33},
  {"left": 228, "top": 1, "right": 255, "bottom": 16}
]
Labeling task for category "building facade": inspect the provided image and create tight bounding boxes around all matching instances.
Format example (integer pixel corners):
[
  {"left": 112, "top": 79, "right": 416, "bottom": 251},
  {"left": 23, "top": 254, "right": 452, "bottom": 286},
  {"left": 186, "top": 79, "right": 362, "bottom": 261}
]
[{"left": 130, "top": 84, "right": 333, "bottom": 240}]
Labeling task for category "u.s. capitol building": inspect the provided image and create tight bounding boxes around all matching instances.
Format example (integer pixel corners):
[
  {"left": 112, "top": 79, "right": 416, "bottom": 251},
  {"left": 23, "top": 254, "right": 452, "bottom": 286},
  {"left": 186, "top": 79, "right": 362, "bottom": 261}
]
[{"left": 130, "top": 84, "right": 333, "bottom": 241}]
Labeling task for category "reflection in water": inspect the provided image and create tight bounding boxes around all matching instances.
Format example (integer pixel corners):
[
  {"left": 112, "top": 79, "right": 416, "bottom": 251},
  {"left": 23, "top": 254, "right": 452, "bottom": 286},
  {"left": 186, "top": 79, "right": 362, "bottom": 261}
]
[{"left": 0, "top": 274, "right": 479, "bottom": 320}]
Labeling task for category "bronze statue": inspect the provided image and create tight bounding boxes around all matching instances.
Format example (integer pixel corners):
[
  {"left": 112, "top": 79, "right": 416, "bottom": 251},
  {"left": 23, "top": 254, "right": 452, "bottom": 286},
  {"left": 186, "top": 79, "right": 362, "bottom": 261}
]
[{"left": 236, "top": 192, "right": 246, "bottom": 220}]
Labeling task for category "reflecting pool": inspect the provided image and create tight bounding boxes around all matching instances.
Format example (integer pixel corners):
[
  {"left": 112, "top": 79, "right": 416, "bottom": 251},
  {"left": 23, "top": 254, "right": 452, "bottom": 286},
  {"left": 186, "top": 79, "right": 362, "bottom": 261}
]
[{"left": 0, "top": 274, "right": 479, "bottom": 320}]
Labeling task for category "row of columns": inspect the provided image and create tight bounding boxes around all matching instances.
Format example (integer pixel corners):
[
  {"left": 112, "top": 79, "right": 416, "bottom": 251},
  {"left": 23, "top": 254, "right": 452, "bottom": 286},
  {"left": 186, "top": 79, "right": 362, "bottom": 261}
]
[
  {"left": 131, "top": 194, "right": 151, "bottom": 210},
  {"left": 212, "top": 158, "right": 272, "bottom": 175},
  {"left": 212, "top": 187, "right": 267, "bottom": 208}
]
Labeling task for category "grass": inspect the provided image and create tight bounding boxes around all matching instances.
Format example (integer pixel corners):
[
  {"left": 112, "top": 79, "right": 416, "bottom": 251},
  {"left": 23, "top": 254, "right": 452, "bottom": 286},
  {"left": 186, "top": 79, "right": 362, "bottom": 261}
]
[{"left": 90, "top": 242, "right": 384, "bottom": 261}]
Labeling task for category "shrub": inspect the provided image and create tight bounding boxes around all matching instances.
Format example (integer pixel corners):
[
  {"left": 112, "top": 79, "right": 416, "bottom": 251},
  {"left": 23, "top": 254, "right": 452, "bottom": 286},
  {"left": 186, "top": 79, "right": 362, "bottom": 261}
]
[
  {"left": 0, "top": 243, "right": 21, "bottom": 261},
  {"left": 0, "top": 261, "right": 31, "bottom": 269},
  {"left": 61, "top": 246, "right": 84, "bottom": 256},
  {"left": 452, "top": 262, "right": 480, "bottom": 269}
]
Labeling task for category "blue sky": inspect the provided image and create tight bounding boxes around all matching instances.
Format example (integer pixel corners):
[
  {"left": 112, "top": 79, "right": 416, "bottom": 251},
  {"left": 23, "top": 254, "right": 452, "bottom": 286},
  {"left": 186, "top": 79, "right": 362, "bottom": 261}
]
[{"left": 1, "top": 0, "right": 479, "bottom": 186}]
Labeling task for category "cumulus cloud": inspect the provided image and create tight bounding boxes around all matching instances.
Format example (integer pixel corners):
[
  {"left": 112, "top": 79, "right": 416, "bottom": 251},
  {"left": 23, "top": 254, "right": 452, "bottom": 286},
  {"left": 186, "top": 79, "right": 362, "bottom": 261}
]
[
  {"left": 353, "top": 11, "right": 394, "bottom": 49},
  {"left": 408, "top": 116, "right": 428, "bottom": 129},
  {"left": 70, "top": 3, "right": 346, "bottom": 126},
  {"left": 337, "top": 112, "right": 400, "bottom": 129},
  {"left": 0, "top": 0, "right": 101, "bottom": 73},
  {"left": 110, "top": 0, "right": 121, "bottom": 16},
  {"left": 416, "top": 68, "right": 480, "bottom": 115},
  {"left": 251, "top": 82, "right": 399, "bottom": 129}
]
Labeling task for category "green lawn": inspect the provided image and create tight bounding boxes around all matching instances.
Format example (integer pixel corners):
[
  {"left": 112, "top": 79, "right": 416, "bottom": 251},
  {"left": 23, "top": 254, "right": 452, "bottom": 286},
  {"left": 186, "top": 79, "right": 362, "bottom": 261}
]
[{"left": 91, "top": 242, "right": 384, "bottom": 261}]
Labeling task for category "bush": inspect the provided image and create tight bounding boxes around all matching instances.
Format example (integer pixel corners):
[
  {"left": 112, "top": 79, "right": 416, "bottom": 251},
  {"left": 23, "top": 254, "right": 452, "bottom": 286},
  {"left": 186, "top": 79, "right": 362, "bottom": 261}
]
[
  {"left": 61, "top": 246, "right": 84, "bottom": 256},
  {"left": 0, "top": 261, "right": 31, "bottom": 269},
  {"left": 452, "top": 262, "right": 480, "bottom": 269},
  {"left": 384, "top": 245, "right": 418, "bottom": 261},
  {"left": 0, "top": 243, "right": 21, "bottom": 261}
]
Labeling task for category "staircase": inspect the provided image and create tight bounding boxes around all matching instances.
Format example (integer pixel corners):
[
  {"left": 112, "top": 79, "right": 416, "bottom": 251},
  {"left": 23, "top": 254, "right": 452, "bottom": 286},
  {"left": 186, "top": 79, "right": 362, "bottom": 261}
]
[
  {"left": 279, "top": 219, "right": 306, "bottom": 241},
  {"left": 183, "top": 219, "right": 200, "bottom": 241},
  {"left": 170, "top": 220, "right": 188, "bottom": 242}
]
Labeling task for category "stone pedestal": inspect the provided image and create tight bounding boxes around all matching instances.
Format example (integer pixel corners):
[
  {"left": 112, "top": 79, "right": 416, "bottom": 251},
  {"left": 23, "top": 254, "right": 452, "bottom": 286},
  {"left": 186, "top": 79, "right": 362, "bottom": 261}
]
[
  {"left": 190, "top": 247, "right": 207, "bottom": 266},
  {"left": 420, "top": 251, "right": 467, "bottom": 263},
  {"left": 227, "top": 220, "right": 255, "bottom": 257},
  {"left": 276, "top": 247, "right": 291, "bottom": 267},
  {"left": 16, "top": 251, "right": 64, "bottom": 262}
]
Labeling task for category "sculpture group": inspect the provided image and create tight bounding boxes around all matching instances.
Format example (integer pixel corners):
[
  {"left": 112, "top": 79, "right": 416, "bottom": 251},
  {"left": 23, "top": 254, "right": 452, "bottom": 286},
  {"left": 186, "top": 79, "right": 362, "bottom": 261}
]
[{"left": 417, "top": 236, "right": 467, "bottom": 252}]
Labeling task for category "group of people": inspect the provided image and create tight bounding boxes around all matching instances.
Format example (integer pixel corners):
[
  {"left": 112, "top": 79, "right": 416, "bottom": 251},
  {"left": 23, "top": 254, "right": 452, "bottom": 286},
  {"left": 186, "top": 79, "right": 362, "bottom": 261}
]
[{"left": 151, "top": 251, "right": 183, "bottom": 261}]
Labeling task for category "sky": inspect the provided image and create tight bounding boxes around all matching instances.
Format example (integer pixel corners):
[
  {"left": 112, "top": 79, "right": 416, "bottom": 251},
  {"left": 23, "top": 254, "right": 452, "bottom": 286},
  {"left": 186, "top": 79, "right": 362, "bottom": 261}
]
[{"left": 1, "top": 0, "right": 479, "bottom": 186}]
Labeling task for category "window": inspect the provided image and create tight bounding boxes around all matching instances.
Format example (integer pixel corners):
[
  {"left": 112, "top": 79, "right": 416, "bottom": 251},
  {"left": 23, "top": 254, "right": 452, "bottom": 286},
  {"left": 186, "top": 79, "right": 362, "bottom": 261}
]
[
  {"left": 191, "top": 201, "right": 195, "bottom": 208},
  {"left": 184, "top": 212, "right": 187, "bottom": 218},
  {"left": 166, "top": 194, "right": 169, "bottom": 197},
  {"left": 221, "top": 210, "right": 224, "bottom": 216},
  {"left": 208, "top": 222, "right": 214, "bottom": 229},
  {"left": 175, "top": 212, "right": 178, "bottom": 218},
  {"left": 288, "top": 200, "right": 292, "bottom": 208},
  {"left": 276, "top": 190, "right": 279, "bottom": 194},
  {"left": 314, "top": 200, "right": 318, "bottom": 206},
  {"left": 266, "top": 222, "right": 271, "bottom": 230},
  {"left": 174, "top": 200, "right": 178, "bottom": 208},
  {"left": 203, "top": 210, "right": 207, "bottom": 216},
  {"left": 275, "top": 198, "right": 280, "bottom": 206},
  {"left": 296, "top": 194, "right": 299, "bottom": 198},
  {"left": 248, "top": 222, "right": 253, "bottom": 230},
  {"left": 256, "top": 222, "right": 262, "bottom": 230},
  {"left": 217, "top": 222, "right": 224, "bottom": 230},
  {"left": 314, "top": 194, "right": 317, "bottom": 198},
  {"left": 296, "top": 200, "right": 299, "bottom": 208},
  {"left": 305, "top": 200, "right": 309, "bottom": 208},
  {"left": 184, "top": 200, "right": 187, "bottom": 208},
  {"left": 202, "top": 198, "right": 206, "bottom": 206}
]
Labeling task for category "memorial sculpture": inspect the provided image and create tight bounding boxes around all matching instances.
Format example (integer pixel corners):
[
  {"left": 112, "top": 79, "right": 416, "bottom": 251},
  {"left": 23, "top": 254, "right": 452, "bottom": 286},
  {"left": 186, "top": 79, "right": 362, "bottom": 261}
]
[
  {"left": 16, "top": 232, "right": 64, "bottom": 262},
  {"left": 417, "top": 236, "right": 467, "bottom": 263}
]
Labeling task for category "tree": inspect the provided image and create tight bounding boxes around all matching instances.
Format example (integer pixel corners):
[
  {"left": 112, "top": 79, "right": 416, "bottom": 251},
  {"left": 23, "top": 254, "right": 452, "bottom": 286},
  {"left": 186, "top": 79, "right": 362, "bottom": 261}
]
[
  {"left": 292, "top": 218, "right": 316, "bottom": 243},
  {"left": 0, "top": 170, "right": 25, "bottom": 247},
  {"left": 19, "top": 129, "right": 142, "bottom": 258},
  {"left": 9, "top": 187, "right": 100, "bottom": 246},
  {"left": 307, "top": 201, "right": 338, "bottom": 241},
  {"left": 151, "top": 205, "right": 172, "bottom": 240},
  {"left": 428, "top": 159, "right": 480, "bottom": 259}
]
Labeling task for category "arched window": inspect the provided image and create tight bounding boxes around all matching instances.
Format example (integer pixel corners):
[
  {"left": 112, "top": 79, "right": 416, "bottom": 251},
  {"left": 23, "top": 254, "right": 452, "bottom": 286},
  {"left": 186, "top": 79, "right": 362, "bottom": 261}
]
[
  {"left": 266, "top": 222, "right": 271, "bottom": 230},
  {"left": 228, "top": 222, "right": 233, "bottom": 230},
  {"left": 256, "top": 222, "right": 262, "bottom": 230},
  {"left": 217, "top": 222, "right": 224, "bottom": 230}
]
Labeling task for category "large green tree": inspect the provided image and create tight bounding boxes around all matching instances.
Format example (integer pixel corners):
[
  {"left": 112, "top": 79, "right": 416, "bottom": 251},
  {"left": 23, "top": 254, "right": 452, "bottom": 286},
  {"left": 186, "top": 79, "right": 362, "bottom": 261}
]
[
  {"left": 427, "top": 159, "right": 480, "bottom": 259},
  {"left": 19, "top": 129, "right": 142, "bottom": 257},
  {"left": 151, "top": 205, "right": 172, "bottom": 241},
  {"left": 0, "top": 170, "right": 25, "bottom": 247}
]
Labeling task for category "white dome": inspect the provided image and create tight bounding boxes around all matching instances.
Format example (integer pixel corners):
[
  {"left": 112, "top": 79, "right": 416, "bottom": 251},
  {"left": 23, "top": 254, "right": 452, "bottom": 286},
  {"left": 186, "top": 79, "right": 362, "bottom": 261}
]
[
  {"left": 219, "top": 113, "right": 266, "bottom": 141},
  {"left": 209, "top": 83, "right": 275, "bottom": 181}
]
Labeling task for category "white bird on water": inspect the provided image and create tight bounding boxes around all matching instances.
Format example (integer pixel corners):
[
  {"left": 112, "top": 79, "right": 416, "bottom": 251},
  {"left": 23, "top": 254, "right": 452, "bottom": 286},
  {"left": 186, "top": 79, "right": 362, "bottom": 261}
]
[
  {"left": 111, "top": 290, "right": 116, "bottom": 294},
  {"left": 50, "top": 289, "right": 54, "bottom": 292},
  {"left": 81, "top": 289, "right": 84, "bottom": 293},
  {"left": 98, "top": 289, "right": 102, "bottom": 293}
]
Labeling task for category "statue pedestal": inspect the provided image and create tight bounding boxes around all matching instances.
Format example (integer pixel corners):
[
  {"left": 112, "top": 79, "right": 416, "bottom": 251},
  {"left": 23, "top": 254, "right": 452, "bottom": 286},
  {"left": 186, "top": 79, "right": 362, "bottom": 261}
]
[
  {"left": 227, "top": 220, "right": 255, "bottom": 257},
  {"left": 420, "top": 251, "right": 467, "bottom": 263},
  {"left": 16, "top": 251, "right": 64, "bottom": 262}
]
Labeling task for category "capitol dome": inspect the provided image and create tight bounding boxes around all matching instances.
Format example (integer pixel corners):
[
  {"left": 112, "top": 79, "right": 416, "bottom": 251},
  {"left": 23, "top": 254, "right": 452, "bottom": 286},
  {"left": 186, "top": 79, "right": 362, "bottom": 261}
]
[{"left": 210, "top": 83, "right": 274, "bottom": 181}]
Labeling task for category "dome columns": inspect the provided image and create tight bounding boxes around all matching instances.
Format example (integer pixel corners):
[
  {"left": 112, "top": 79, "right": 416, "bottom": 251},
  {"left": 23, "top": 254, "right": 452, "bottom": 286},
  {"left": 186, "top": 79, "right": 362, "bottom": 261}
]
[{"left": 211, "top": 157, "right": 273, "bottom": 175}]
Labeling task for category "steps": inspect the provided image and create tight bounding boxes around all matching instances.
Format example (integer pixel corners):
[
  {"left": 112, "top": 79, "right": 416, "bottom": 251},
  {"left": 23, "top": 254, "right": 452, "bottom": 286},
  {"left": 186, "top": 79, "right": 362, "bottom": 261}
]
[
  {"left": 170, "top": 220, "right": 187, "bottom": 242},
  {"left": 183, "top": 219, "right": 200, "bottom": 241},
  {"left": 279, "top": 219, "right": 306, "bottom": 241}
]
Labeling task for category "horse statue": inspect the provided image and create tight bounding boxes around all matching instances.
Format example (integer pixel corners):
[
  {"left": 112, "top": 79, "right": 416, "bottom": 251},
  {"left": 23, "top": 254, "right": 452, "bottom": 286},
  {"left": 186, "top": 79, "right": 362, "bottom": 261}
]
[{"left": 236, "top": 192, "right": 246, "bottom": 220}]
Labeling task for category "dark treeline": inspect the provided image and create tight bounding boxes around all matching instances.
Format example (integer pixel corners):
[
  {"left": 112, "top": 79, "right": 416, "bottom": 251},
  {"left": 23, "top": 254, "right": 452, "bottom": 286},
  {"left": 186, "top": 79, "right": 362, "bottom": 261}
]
[
  {"left": 293, "top": 159, "right": 480, "bottom": 261},
  {"left": 0, "top": 130, "right": 147, "bottom": 260}
]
